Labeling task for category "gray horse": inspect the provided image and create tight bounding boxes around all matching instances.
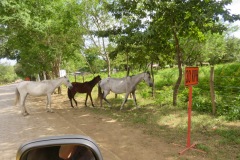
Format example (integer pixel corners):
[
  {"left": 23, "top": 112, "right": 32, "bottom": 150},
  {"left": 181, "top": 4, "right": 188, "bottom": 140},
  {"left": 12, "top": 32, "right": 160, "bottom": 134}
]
[{"left": 98, "top": 72, "right": 153, "bottom": 110}]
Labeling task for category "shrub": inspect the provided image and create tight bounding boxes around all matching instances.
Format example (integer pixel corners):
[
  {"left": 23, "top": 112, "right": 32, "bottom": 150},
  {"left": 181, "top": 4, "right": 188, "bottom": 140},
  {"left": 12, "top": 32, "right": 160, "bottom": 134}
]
[{"left": 0, "top": 63, "right": 18, "bottom": 84}]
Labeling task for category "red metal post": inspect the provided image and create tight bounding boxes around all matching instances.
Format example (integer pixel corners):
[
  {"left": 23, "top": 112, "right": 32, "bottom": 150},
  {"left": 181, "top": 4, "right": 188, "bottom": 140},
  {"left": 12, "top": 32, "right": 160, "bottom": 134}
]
[
  {"left": 179, "top": 85, "right": 206, "bottom": 155},
  {"left": 187, "top": 85, "right": 192, "bottom": 147},
  {"left": 178, "top": 67, "right": 206, "bottom": 155}
]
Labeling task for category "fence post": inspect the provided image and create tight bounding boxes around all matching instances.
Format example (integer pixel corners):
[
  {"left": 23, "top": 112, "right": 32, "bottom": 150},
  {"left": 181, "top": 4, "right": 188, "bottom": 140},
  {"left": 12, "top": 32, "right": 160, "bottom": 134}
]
[{"left": 210, "top": 66, "right": 216, "bottom": 115}]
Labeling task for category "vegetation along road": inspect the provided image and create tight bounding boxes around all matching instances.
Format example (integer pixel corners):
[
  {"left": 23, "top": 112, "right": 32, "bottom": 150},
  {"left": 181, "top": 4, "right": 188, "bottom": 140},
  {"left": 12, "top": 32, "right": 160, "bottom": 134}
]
[
  {"left": 1, "top": 1, "right": 240, "bottom": 159},
  {"left": 0, "top": 83, "right": 212, "bottom": 160}
]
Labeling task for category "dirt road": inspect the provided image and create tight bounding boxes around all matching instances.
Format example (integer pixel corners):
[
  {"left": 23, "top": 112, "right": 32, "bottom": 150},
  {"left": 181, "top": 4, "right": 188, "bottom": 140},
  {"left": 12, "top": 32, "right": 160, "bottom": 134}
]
[{"left": 0, "top": 83, "right": 206, "bottom": 160}]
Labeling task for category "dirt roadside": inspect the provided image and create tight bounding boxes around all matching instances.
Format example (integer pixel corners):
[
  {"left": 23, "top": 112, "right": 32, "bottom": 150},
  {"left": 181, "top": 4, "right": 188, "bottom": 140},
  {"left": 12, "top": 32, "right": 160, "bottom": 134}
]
[{"left": 0, "top": 84, "right": 208, "bottom": 160}]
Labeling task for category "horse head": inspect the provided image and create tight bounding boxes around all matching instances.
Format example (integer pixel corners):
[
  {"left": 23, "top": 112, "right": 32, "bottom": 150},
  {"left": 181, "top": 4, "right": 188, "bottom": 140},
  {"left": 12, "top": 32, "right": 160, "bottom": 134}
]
[
  {"left": 94, "top": 75, "right": 101, "bottom": 82},
  {"left": 143, "top": 72, "right": 153, "bottom": 87},
  {"left": 63, "top": 76, "right": 73, "bottom": 89}
]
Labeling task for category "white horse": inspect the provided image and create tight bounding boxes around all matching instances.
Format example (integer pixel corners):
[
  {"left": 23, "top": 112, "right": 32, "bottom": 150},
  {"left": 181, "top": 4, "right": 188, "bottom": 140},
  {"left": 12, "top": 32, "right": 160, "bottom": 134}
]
[
  {"left": 15, "top": 76, "right": 72, "bottom": 116},
  {"left": 98, "top": 72, "right": 153, "bottom": 110}
]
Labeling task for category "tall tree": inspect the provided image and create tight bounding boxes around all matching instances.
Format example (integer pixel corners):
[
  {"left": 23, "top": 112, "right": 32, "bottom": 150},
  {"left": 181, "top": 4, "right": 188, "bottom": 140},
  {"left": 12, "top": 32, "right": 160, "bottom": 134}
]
[
  {"left": 142, "top": 0, "right": 240, "bottom": 106},
  {"left": 79, "top": 0, "right": 115, "bottom": 77},
  {"left": 105, "top": 0, "right": 240, "bottom": 105},
  {"left": 0, "top": 0, "right": 85, "bottom": 78}
]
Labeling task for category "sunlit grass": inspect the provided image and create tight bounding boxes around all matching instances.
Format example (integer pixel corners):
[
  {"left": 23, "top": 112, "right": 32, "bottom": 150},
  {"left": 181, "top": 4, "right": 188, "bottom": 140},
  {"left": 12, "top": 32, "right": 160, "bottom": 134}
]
[{"left": 64, "top": 68, "right": 240, "bottom": 160}]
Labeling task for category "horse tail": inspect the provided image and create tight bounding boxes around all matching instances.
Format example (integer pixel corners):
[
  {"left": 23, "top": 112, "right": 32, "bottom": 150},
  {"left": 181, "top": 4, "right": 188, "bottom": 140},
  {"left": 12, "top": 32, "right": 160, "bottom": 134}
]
[
  {"left": 15, "top": 88, "right": 20, "bottom": 106},
  {"left": 67, "top": 87, "right": 72, "bottom": 100},
  {"left": 97, "top": 83, "right": 103, "bottom": 101}
]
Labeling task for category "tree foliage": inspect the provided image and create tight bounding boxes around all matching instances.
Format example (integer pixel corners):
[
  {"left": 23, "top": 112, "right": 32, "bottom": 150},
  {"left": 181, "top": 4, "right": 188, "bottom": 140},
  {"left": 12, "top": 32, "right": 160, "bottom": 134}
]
[
  {"left": 79, "top": 0, "right": 116, "bottom": 77},
  {"left": 0, "top": 0, "right": 240, "bottom": 105},
  {"left": 0, "top": 0, "right": 85, "bottom": 78},
  {"left": 104, "top": 0, "right": 240, "bottom": 105},
  {"left": 0, "top": 62, "right": 17, "bottom": 83}
]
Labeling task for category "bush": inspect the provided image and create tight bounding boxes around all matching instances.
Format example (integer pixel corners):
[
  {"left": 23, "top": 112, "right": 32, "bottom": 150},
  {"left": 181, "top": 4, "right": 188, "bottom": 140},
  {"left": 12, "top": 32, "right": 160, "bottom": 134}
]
[
  {"left": 161, "top": 63, "right": 240, "bottom": 120},
  {"left": 0, "top": 63, "right": 18, "bottom": 84},
  {"left": 79, "top": 64, "right": 240, "bottom": 121}
]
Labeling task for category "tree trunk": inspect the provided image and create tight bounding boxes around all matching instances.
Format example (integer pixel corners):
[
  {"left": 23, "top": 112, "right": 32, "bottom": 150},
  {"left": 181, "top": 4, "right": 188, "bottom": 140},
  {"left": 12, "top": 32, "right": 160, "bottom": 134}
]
[
  {"left": 150, "top": 61, "right": 154, "bottom": 97},
  {"left": 210, "top": 66, "right": 216, "bottom": 115},
  {"left": 107, "top": 58, "right": 111, "bottom": 77},
  {"left": 52, "top": 56, "right": 61, "bottom": 94},
  {"left": 43, "top": 71, "right": 47, "bottom": 80},
  {"left": 173, "top": 30, "right": 183, "bottom": 106},
  {"left": 36, "top": 74, "right": 40, "bottom": 81}
]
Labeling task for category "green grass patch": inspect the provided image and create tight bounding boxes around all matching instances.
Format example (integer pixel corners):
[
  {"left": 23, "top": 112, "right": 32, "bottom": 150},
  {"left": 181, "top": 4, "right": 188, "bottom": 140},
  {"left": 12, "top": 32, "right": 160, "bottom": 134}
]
[{"left": 67, "top": 63, "right": 240, "bottom": 159}]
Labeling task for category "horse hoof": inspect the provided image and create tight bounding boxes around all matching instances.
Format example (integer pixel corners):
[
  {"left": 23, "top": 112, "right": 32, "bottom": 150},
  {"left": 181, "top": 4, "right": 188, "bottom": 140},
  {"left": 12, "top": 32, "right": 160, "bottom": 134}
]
[{"left": 22, "top": 112, "right": 29, "bottom": 116}]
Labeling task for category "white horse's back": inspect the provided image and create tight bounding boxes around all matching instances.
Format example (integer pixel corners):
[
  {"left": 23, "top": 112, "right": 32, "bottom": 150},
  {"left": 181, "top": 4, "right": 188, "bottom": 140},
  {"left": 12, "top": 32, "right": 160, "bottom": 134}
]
[
  {"left": 100, "top": 77, "right": 128, "bottom": 94},
  {"left": 17, "top": 81, "right": 50, "bottom": 96}
]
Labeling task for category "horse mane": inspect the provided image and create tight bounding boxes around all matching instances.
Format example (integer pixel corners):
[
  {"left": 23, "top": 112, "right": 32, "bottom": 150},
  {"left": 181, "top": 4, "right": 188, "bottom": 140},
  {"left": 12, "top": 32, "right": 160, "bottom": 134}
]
[
  {"left": 90, "top": 75, "right": 100, "bottom": 82},
  {"left": 129, "top": 71, "right": 150, "bottom": 77}
]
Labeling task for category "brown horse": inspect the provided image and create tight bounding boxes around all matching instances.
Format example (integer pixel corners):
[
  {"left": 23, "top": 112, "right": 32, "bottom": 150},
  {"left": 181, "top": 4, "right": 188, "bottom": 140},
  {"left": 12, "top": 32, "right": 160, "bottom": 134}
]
[{"left": 68, "top": 75, "right": 101, "bottom": 108}]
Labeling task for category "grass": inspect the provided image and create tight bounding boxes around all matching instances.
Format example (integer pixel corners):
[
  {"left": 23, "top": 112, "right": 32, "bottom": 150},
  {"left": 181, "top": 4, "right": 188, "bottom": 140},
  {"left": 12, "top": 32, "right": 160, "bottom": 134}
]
[
  {"left": 65, "top": 65, "right": 240, "bottom": 160},
  {"left": 88, "top": 100, "right": 240, "bottom": 160},
  {"left": 75, "top": 86, "right": 239, "bottom": 159}
]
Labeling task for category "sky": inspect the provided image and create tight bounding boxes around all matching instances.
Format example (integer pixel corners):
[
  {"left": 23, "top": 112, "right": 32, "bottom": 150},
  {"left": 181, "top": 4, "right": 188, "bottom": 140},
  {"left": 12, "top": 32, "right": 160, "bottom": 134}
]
[
  {"left": 1, "top": 0, "right": 240, "bottom": 65},
  {"left": 226, "top": 0, "right": 240, "bottom": 38}
]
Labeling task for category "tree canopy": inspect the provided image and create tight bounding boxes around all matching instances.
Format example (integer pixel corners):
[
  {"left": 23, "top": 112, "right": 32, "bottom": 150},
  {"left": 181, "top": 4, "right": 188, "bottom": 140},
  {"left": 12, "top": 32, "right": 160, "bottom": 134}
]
[
  {"left": 0, "top": 0, "right": 85, "bottom": 78},
  {"left": 0, "top": 0, "right": 240, "bottom": 104},
  {"left": 103, "top": 0, "right": 240, "bottom": 105}
]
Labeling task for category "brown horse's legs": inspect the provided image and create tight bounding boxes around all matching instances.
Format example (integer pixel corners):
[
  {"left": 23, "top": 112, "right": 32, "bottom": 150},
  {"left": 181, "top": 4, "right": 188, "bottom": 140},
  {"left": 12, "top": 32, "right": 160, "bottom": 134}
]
[
  {"left": 73, "top": 97, "right": 77, "bottom": 107},
  {"left": 70, "top": 97, "right": 77, "bottom": 108},
  {"left": 84, "top": 93, "right": 95, "bottom": 107},
  {"left": 68, "top": 89, "right": 77, "bottom": 108},
  {"left": 85, "top": 94, "right": 88, "bottom": 107},
  {"left": 100, "top": 95, "right": 103, "bottom": 107},
  {"left": 69, "top": 98, "right": 74, "bottom": 108},
  {"left": 89, "top": 93, "right": 94, "bottom": 107}
]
